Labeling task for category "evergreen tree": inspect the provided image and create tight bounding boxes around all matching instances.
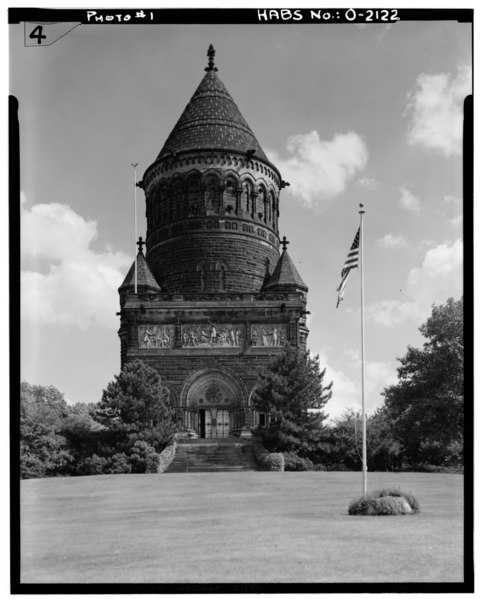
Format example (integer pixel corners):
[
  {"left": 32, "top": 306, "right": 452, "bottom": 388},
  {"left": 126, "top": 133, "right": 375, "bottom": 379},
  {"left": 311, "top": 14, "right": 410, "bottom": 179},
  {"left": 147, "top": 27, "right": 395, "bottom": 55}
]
[
  {"left": 96, "top": 360, "right": 176, "bottom": 464},
  {"left": 253, "top": 344, "right": 332, "bottom": 458},
  {"left": 382, "top": 297, "right": 464, "bottom": 467}
]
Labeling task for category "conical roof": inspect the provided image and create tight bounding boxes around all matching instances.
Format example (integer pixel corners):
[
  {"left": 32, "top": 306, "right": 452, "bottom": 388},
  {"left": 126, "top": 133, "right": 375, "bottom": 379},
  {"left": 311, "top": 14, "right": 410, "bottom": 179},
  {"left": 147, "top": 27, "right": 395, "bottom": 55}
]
[
  {"left": 157, "top": 46, "right": 268, "bottom": 162},
  {"left": 119, "top": 251, "right": 161, "bottom": 294},
  {"left": 262, "top": 248, "right": 308, "bottom": 292}
]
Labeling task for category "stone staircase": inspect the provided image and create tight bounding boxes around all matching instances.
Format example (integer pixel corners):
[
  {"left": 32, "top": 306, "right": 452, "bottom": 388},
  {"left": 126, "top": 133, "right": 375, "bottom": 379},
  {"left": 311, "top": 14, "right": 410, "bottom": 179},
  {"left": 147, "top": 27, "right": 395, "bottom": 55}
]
[{"left": 166, "top": 438, "right": 257, "bottom": 473}]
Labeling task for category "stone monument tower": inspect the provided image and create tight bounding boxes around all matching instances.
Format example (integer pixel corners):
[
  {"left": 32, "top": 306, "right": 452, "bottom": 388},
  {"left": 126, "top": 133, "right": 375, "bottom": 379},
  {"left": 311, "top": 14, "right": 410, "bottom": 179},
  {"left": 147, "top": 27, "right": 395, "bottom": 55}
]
[{"left": 118, "top": 45, "right": 309, "bottom": 438}]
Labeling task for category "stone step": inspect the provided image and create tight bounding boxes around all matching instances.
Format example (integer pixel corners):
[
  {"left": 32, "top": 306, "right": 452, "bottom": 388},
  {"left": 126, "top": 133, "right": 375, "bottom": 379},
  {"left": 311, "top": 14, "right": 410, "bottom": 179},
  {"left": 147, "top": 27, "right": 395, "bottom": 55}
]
[{"left": 166, "top": 439, "right": 256, "bottom": 473}]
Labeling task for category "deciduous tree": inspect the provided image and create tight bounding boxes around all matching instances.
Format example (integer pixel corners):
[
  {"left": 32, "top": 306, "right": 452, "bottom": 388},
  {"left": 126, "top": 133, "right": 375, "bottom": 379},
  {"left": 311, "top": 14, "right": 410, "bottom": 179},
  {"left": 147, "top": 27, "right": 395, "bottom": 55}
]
[
  {"left": 382, "top": 297, "right": 464, "bottom": 467},
  {"left": 20, "top": 382, "right": 73, "bottom": 478}
]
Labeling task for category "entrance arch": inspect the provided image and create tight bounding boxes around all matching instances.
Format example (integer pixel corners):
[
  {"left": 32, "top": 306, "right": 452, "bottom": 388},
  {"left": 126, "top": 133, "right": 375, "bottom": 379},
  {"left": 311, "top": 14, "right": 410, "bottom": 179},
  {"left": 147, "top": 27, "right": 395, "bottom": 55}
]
[{"left": 180, "top": 368, "right": 247, "bottom": 438}]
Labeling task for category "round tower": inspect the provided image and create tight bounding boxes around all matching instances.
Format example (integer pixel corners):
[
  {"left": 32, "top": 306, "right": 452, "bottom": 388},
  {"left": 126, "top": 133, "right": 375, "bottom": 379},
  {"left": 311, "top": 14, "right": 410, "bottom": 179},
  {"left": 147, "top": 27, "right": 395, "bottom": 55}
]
[
  {"left": 119, "top": 45, "right": 309, "bottom": 439},
  {"left": 141, "top": 45, "right": 283, "bottom": 294}
]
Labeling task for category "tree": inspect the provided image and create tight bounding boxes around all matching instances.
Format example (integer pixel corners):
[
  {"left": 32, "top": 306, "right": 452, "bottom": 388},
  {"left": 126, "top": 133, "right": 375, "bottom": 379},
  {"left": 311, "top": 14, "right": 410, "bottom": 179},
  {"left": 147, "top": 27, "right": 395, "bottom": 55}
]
[
  {"left": 365, "top": 407, "right": 402, "bottom": 471},
  {"left": 382, "top": 297, "right": 464, "bottom": 467},
  {"left": 318, "top": 408, "right": 401, "bottom": 472},
  {"left": 253, "top": 344, "right": 333, "bottom": 459},
  {"left": 20, "top": 382, "right": 73, "bottom": 478},
  {"left": 96, "top": 360, "right": 176, "bottom": 469}
]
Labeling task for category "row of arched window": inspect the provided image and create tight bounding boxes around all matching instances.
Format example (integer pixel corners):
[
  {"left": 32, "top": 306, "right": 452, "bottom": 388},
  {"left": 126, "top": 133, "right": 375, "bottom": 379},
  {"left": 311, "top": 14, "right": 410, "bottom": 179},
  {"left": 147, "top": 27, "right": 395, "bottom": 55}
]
[
  {"left": 146, "top": 173, "right": 279, "bottom": 231},
  {"left": 196, "top": 261, "right": 228, "bottom": 292}
]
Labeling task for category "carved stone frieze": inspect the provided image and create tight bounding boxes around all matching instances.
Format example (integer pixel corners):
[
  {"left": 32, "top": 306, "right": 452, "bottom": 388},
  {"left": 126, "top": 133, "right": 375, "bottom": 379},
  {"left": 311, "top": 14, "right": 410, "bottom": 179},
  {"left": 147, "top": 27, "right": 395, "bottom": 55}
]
[
  {"left": 181, "top": 324, "right": 244, "bottom": 348},
  {"left": 251, "top": 324, "right": 287, "bottom": 347},
  {"left": 138, "top": 325, "right": 175, "bottom": 349}
]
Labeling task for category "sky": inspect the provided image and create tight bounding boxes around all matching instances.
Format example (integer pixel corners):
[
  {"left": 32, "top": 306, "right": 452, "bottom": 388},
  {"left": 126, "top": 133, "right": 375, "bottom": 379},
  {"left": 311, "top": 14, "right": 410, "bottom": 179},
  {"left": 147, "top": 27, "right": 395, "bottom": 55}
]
[{"left": 11, "top": 8, "right": 470, "bottom": 421}]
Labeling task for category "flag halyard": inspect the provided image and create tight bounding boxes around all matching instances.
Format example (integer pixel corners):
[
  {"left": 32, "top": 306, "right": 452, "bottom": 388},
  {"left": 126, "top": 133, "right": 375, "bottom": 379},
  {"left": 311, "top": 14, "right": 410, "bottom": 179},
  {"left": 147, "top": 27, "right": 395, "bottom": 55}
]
[{"left": 336, "top": 227, "right": 360, "bottom": 307}]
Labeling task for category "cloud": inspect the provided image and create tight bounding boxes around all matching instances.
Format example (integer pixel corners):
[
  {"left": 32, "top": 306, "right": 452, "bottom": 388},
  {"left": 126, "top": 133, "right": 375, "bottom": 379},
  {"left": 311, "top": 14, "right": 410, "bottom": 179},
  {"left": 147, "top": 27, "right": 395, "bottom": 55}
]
[
  {"left": 444, "top": 195, "right": 462, "bottom": 228},
  {"left": 405, "top": 66, "right": 471, "bottom": 157},
  {"left": 451, "top": 215, "right": 463, "bottom": 228},
  {"left": 399, "top": 186, "right": 420, "bottom": 212},
  {"left": 376, "top": 234, "right": 408, "bottom": 249},
  {"left": 356, "top": 177, "right": 380, "bottom": 190},
  {"left": 267, "top": 130, "right": 368, "bottom": 207},
  {"left": 21, "top": 200, "right": 131, "bottom": 330},
  {"left": 444, "top": 194, "right": 461, "bottom": 206},
  {"left": 368, "top": 238, "right": 463, "bottom": 326},
  {"left": 317, "top": 351, "right": 396, "bottom": 421}
]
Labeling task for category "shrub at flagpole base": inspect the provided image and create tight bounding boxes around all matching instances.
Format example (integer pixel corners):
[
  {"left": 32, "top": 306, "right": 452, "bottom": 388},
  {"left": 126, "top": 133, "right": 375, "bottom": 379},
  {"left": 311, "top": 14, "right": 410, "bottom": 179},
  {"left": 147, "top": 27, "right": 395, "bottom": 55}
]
[{"left": 348, "top": 488, "right": 420, "bottom": 516}]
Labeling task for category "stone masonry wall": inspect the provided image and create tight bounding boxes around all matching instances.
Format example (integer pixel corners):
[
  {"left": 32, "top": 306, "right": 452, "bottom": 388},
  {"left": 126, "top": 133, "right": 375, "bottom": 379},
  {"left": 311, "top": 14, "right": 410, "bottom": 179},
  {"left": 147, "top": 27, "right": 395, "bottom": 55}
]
[
  {"left": 130, "top": 352, "right": 279, "bottom": 405},
  {"left": 148, "top": 232, "right": 280, "bottom": 293}
]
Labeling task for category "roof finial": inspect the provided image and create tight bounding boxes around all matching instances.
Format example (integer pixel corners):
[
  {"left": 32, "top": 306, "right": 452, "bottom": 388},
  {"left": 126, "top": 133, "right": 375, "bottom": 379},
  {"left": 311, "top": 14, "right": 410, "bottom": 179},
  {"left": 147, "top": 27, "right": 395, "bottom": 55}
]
[
  {"left": 205, "top": 44, "right": 218, "bottom": 72},
  {"left": 281, "top": 236, "right": 290, "bottom": 252},
  {"left": 137, "top": 236, "right": 145, "bottom": 255}
]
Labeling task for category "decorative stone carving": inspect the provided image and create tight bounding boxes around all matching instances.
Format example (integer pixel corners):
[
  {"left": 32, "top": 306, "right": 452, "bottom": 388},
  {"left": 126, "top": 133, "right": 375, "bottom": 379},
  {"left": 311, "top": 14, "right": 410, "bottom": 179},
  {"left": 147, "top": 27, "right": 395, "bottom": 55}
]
[
  {"left": 251, "top": 324, "right": 287, "bottom": 347},
  {"left": 205, "top": 384, "right": 229, "bottom": 404},
  {"left": 181, "top": 324, "right": 244, "bottom": 348},
  {"left": 138, "top": 325, "right": 175, "bottom": 349}
]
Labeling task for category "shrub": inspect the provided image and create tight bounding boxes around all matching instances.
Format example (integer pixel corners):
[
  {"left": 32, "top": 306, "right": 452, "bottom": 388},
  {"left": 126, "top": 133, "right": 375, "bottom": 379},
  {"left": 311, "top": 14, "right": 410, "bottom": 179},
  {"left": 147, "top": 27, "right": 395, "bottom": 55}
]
[
  {"left": 251, "top": 435, "right": 284, "bottom": 471},
  {"left": 265, "top": 453, "right": 284, "bottom": 471},
  {"left": 158, "top": 442, "right": 176, "bottom": 473},
  {"left": 145, "top": 452, "right": 160, "bottom": 473},
  {"left": 129, "top": 440, "right": 158, "bottom": 473},
  {"left": 78, "top": 454, "right": 109, "bottom": 475},
  {"left": 107, "top": 452, "right": 131, "bottom": 474},
  {"left": 348, "top": 488, "right": 420, "bottom": 516},
  {"left": 283, "top": 452, "right": 316, "bottom": 471}
]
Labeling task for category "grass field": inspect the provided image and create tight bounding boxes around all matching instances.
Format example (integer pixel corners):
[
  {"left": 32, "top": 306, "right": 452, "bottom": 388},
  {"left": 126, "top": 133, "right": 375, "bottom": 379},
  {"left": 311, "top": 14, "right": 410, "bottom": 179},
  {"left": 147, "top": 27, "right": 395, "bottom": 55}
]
[{"left": 20, "top": 471, "right": 464, "bottom": 585}]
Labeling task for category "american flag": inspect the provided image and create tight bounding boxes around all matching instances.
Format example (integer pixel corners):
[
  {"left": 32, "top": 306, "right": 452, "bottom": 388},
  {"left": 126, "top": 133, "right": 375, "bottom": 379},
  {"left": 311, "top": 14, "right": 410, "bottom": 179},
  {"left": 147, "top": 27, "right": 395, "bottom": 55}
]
[{"left": 336, "top": 227, "right": 360, "bottom": 308}]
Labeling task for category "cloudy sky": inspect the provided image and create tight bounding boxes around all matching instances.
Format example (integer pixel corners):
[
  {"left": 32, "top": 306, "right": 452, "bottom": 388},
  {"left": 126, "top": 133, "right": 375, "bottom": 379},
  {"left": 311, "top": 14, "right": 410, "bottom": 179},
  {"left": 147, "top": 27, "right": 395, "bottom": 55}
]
[{"left": 11, "top": 9, "right": 470, "bottom": 420}]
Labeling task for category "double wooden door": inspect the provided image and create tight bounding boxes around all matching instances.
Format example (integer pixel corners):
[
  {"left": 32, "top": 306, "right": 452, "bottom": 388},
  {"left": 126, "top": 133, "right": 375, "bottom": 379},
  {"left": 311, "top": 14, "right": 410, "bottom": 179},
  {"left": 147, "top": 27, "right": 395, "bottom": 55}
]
[{"left": 199, "top": 409, "right": 230, "bottom": 438}]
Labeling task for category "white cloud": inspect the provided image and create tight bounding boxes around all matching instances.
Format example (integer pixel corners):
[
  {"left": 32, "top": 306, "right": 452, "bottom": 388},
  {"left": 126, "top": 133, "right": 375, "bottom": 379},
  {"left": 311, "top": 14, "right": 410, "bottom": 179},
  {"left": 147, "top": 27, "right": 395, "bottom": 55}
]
[
  {"left": 444, "top": 195, "right": 462, "bottom": 228},
  {"left": 21, "top": 200, "right": 131, "bottom": 330},
  {"left": 399, "top": 186, "right": 420, "bottom": 212},
  {"left": 405, "top": 66, "right": 471, "bottom": 157},
  {"left": 376, "top": 234, "right": 408, "bottom": 249},
  {"left": 369, "top": 238, "right": 463, "bottom": 326},
  {"left": 452, "top": 215, "right": 463, "bottom": 228},
  {"left": 444, "top": 194, "right": 461, "bottom": 206},
  {"left": 267, "top": 130, "right": 368, "bottom": 207},
  {"left": 407, "top": 238, "right": 463, "bottom": 302},
  {"left": 317, "top": 352, "right": 396, "bottom": 421},
  {"left": 356, "top": 177, "right": 380, "bottom": 190}
]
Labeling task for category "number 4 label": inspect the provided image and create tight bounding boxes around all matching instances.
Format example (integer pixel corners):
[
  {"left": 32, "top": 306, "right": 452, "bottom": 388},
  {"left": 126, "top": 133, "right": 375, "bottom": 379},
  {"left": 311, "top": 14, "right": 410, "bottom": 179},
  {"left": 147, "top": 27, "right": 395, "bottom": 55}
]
[
  {"left": 24, "top": 22, "right": 81, "bottom": 47},
  {"left": 29, "top": 25, "right": 47, "bottom": 44}
]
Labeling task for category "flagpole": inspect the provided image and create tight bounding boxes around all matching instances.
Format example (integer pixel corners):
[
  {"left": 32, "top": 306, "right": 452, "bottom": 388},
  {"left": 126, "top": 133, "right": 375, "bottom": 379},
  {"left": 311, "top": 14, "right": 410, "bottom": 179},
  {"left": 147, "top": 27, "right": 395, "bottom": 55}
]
[
  {"left": 131, "top": 162, "right": 138, "bottom": 294},
  {"left": 359, "top": 203, "right": 367, "bottom": 498}
]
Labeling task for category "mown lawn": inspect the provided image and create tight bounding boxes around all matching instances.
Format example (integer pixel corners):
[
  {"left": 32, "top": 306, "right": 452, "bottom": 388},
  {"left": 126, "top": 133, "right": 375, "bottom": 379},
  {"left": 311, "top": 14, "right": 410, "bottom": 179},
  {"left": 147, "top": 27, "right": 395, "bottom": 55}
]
[{"left": 20, "top": 471, "right": 464, "bottom": 584}]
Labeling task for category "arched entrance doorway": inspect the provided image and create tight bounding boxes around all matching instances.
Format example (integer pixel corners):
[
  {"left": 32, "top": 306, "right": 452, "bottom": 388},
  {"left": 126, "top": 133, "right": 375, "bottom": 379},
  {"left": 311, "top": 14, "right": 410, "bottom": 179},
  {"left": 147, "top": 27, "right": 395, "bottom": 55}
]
[{"left": 180, "top": 369, "right": 247, "bottom": 438}]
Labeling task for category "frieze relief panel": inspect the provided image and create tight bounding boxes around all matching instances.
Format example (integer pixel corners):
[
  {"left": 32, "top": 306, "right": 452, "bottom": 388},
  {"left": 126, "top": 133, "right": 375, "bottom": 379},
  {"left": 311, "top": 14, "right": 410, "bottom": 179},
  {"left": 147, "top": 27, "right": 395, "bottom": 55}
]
[
  {"left": 181, "top": 324, "right": 244, "bottom": 348},
  {"left": 251, "top": 324, "right": 287, "bottom": 347},
  {"left": 138, "top": 325, "right": 175, "bottom": 349}
]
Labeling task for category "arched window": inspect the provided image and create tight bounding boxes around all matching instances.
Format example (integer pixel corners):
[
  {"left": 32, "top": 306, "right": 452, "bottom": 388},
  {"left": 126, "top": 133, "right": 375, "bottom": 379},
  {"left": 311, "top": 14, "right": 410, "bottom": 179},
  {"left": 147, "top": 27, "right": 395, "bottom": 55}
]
[
  {"left": 220, "top": 265, "right": 226, "bottom": 291},
  {"left": 241, "top": 181, "right": 253, "bottom": 214},
  {"left": 215, "top": 261, "right": 227, "bottom": 291},
  {"left": 172, "top": 178, "right": 184, "bottom": 221},
  {"left": 268, "top": 191, "right": 275, "bottom": 229},
  {"left": 205, "top": 174, "right": 220, "bottom": 213},
  {"left": 257, "top": 186, "right": 266, "bottom": 221},
  {"left": 187, "top": 174, "right": 201, "bottom": 216},
  {"left": 159, "top": 184, "right": 169, "bottom": 223},
  {"left": 224, "top": 179, "right": 237, "bottom": 214},
  {"left": 197, "top": 263, "right": 206, "bottom": 291}
]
